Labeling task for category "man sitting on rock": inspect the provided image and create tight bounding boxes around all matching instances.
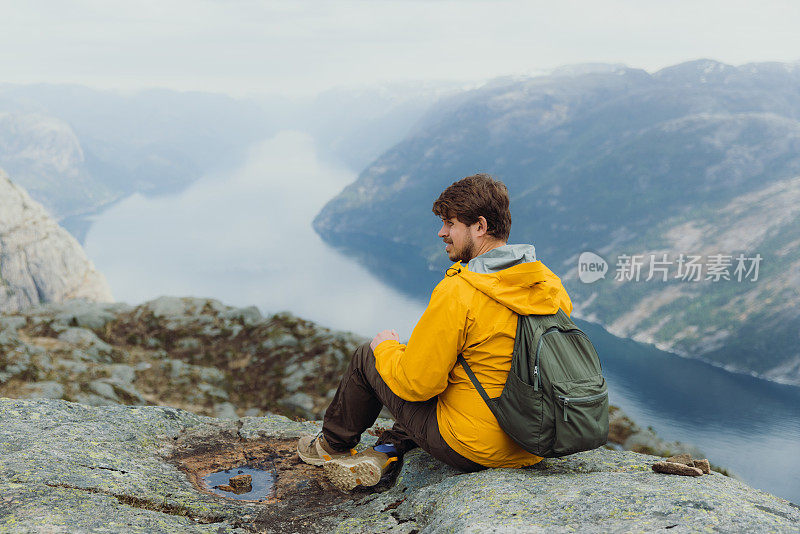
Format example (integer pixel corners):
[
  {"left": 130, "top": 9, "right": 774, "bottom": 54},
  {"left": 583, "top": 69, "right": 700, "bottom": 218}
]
[{"left": 298, "top": 173, "right": 573, "bottom": 491}]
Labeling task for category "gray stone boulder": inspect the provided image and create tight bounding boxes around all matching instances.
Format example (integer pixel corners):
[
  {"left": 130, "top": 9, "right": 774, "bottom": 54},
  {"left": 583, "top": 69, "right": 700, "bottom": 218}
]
[
  {"left": 1, "top": 398, "right": 797, "bottom": 533},
  {"left": 0, "top": 170, "right": 114, "bottom": 314},
  {"left": 221, "top": 305, "right": 263, "bottom": 327},
  {"left": 55, "top": 326, "right": 115, "bottom": 362},
  {"left": 0, "top": 331, "right": 52, "bottom": 384},
  {"left": 22, "top": 299, "right": 133, "bottom": 331},
  {"left": 17, "top": 380, "right": 64, "bottom": 399},
  {"left": 0, "top": 316, "right": 26, "bottom": 333},
  {"left": 135, "top": 296, "right": 229, "bottom": 331},
  {"left": 278, "top": 391, "right": 315, "bottom": 414}
]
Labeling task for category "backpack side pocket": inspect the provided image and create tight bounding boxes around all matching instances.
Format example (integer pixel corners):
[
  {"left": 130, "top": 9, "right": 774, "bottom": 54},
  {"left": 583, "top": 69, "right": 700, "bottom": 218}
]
[{"left": 551, "top": 375, "right": 609, "bottom": 456}]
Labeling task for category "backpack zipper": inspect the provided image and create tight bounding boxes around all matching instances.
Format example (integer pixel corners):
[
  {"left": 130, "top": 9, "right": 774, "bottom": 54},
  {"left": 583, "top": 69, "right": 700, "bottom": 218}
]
[
  {"left": 532, "top": 326, "right": 587, "bottom": 391},
  {"left": 557, "top": 391, "right": 608, "bottom": 421}
]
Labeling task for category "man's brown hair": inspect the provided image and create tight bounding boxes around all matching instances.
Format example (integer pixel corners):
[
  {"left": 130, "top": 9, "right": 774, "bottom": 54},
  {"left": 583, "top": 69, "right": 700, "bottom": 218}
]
[{"left": 432, "top": 173, "right": 511, "bottom": 241}]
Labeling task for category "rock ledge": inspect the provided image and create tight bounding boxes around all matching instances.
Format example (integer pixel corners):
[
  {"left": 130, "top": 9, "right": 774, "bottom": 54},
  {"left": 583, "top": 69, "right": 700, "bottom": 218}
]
[{"left": 1, "top": 398, "right": 797, "bottom": 533}]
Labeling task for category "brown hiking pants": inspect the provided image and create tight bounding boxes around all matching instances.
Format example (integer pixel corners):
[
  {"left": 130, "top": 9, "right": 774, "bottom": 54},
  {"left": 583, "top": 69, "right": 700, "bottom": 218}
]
[{"left": 322, "top": 342, "right": 485, "bottom": 472}]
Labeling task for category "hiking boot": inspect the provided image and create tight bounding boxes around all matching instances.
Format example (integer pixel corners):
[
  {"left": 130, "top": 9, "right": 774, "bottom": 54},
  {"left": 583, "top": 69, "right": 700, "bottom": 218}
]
[
  {"left": 322, "top": 447, "right": 399, "bottom": 491},
  {"left": 297, "top": 432, "right": 357, "bottom": 466}
]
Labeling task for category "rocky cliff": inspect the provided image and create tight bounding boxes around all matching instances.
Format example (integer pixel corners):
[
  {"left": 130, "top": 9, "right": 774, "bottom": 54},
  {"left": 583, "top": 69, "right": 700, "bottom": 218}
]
[
  {"left": 0, "top": 295, "right": 704, "bottom": 463},
  {"left": 0, "top": 295, "right": 364, "bottom": 421},
  {"left": 0, "top": 170, "right": 113, "bottom": 313},
  {"left": 1, "top": 398, "right": 797, "bottom": 533}
]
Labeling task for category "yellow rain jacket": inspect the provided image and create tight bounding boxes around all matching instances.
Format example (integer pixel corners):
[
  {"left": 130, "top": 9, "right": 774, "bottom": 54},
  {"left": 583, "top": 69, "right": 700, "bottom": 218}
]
[{"left": 373, "top": 255, "right": 573, "bottom": 468}]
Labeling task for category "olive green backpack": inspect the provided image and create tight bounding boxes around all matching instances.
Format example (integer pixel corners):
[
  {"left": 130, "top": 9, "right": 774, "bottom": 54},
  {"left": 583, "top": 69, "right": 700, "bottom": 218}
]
[{"left": 457, "top": 308, "right": 609, "bottom": 457}]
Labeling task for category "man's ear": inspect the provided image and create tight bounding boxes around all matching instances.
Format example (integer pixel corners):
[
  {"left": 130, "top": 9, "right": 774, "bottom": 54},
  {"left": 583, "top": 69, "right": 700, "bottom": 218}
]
[{"left": 474, "top": 216, "right": 488, "bottom": 237}]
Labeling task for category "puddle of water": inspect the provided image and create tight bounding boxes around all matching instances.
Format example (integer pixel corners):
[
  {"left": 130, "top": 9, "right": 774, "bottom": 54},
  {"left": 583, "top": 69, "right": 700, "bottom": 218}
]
[{"left": 202, "top": 465, "right": 276, "bottom": 501}]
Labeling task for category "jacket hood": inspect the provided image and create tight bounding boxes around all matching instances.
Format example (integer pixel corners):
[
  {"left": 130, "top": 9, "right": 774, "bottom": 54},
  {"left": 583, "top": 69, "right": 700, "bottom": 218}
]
[
  {"left": 467, "top": 244, "right": 537, "bottom": 274},
  {"left": 451, "top": 244, "right": 573, "bottom": 316}
]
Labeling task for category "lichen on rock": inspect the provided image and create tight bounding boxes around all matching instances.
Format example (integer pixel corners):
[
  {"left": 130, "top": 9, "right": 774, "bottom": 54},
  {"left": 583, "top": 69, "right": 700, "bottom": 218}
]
[{"left": 1, "top": 398, "right": 798, "bottom": 533}]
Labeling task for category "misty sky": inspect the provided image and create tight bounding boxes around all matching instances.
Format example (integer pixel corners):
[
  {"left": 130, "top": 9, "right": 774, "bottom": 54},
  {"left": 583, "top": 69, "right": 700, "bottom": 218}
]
[{"left": 1, "top": 0, "right": 799, "bottom": 97}]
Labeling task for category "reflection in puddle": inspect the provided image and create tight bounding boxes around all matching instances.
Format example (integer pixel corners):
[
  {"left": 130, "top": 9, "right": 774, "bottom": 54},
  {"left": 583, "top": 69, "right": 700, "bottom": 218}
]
[{"left": 202, "top": 465, "right": 276, "bottom": 501}]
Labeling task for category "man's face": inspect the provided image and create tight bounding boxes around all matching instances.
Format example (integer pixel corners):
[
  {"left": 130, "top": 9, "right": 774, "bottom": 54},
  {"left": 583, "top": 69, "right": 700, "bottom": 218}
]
[{"left": 438, "top": 216, "right": 476, "bottom": 263}]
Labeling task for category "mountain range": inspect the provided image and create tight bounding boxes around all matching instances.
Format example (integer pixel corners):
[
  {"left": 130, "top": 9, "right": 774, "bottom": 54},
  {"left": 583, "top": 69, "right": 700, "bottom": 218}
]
[{"left": 314, "top": 59, "right": 800, "bottom": 386}]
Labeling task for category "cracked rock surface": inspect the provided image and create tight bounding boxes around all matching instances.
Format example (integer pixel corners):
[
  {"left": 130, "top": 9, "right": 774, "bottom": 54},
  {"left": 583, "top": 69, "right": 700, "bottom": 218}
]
[{"left": 2, "top": 398, "right": 798, "bottom": 533}]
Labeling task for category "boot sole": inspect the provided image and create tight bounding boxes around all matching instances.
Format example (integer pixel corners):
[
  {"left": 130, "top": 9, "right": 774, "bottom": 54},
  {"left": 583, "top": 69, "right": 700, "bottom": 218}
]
[
  {"left": 323, "top": 457, "right": 383, "bottom": 491},
  {"left": 297, "top": 448, "right": 326, "bottom": 466}
]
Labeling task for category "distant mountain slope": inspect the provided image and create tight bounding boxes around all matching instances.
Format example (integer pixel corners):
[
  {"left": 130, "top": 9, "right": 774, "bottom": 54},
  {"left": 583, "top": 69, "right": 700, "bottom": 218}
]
[
  {"left": 0, "top": 84, "right": 274, "bottom": 242},
  {"left": 0, "top": 170, "right": 112, "bottom": 312},
  {"left": 296, "top": 81, "right": 469, "bottom": 172},
  {"left": 0, "top": 112, "right": 118, "bottom": 221},
  {"left": 314, "top": 59, "right": 800, "bottom": 386}
]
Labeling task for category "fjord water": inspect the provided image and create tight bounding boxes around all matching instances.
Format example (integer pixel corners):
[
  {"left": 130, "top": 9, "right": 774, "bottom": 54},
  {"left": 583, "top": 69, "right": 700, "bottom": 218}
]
[
  {"left": 84, "top": 131, "right": 800, "bottom": 505},
  {"left": 580, "top": 320, "right": 800, "bottom": 505},
  {"left": 83, "top": 131, "right": 426, "bottom": 338}
]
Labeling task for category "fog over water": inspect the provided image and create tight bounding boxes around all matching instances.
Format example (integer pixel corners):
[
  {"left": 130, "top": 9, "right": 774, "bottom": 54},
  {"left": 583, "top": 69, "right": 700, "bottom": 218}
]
[{"left": 83, "top": 131, "right": 426, "bottom": 338}]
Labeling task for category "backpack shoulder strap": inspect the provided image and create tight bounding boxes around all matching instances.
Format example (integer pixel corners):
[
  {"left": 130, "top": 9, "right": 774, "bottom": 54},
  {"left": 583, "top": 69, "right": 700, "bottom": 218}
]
[
  {"left": 458, "top": 309, "right": 573, "bottom": 406},
  {"left": 456, "top": 354, "right": 494, "bottom": 405}
]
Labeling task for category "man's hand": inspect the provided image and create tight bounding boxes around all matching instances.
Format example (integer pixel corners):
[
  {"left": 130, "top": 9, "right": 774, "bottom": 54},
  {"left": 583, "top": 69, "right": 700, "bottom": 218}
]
[{"left": 370, "top": 329, "right": 399, "bottom": 351}]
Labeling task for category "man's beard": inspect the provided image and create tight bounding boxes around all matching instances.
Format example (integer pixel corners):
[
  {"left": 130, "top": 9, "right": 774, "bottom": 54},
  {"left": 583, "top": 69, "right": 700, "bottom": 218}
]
[{"left": 448, "top": 234, "right": 476, "bottom": 263}]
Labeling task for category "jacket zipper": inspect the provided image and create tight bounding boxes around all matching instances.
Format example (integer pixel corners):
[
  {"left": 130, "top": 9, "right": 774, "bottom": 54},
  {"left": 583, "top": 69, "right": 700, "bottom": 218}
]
[
  {"left": 532, "top": 326, "right": 587, "bottom": 391},
  {"left": 557, "top": 391, "right": 608, "bottom": 422}
]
